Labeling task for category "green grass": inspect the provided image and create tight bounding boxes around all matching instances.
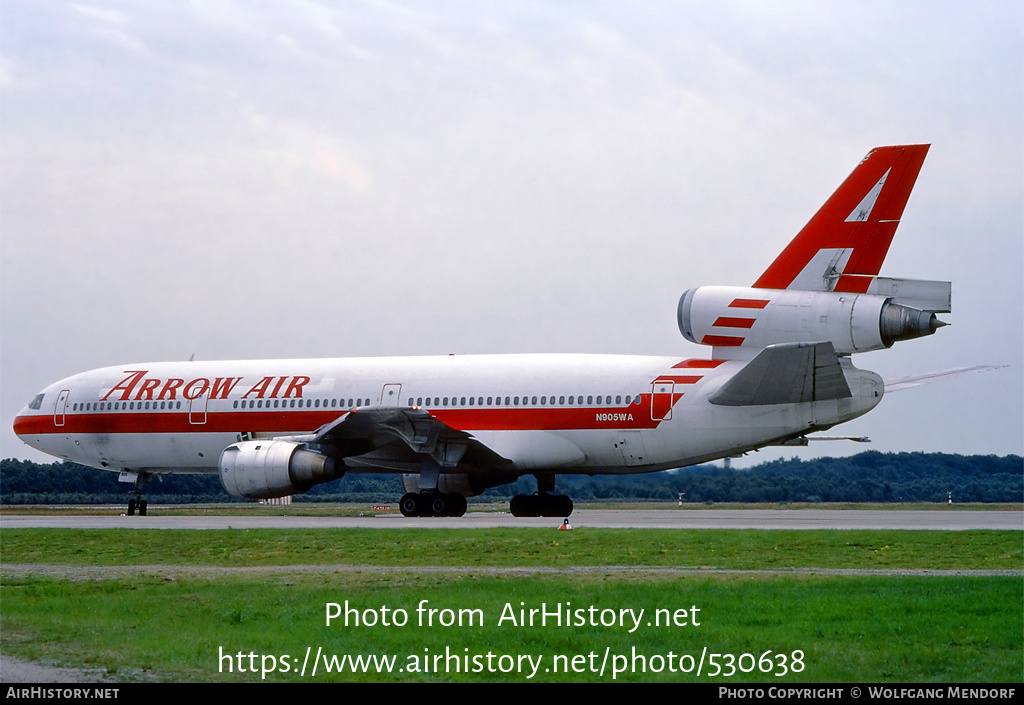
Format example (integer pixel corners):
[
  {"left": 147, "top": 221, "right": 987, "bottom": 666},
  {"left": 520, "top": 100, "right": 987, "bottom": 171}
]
[
  {"left": 1, "top": 528, "right": 1020, "bottom": 570},
  {"left": 2, "top": 528, "right": 1021, "bottom": 682},
  {"left": 2, "top": 572, "right": 1019, "bottom": 682}
]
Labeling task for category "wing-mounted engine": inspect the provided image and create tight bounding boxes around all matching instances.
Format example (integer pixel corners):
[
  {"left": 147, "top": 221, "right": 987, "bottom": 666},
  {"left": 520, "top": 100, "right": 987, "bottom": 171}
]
[
  {"left": 219, "top": 440, "right": 341, "bottom": 499},
  {"left": 677, "top": 281, "right": 949, "bottom": 355}
]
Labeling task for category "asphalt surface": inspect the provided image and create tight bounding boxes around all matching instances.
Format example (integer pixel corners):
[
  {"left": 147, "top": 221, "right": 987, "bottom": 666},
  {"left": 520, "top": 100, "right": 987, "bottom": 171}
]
[{"left": 2, "top": 509, "right": 1021, "bottom": 530}]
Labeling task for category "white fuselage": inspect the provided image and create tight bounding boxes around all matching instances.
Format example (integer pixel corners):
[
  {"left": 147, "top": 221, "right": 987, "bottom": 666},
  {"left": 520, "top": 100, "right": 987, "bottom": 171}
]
[{"left": 13, "top": 352, "right": 883, "bottom": 477}]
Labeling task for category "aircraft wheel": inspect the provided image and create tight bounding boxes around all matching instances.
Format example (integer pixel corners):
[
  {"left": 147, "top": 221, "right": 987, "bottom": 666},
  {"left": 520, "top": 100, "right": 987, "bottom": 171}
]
[
  {"left": 139, "top": 500, "right": 148, "bottom": 516},
  {"left": 400, "top": 493, "right": 420, "bottom": 517},
  {"left": 449, "top": 494, "right": 468, "bottom": 517},
  {"left": 127, "top": 498, "right": 136, "bottom": 516},
  {"left": 510, "top": 494, "right": 540, "bottom": 517},
  {"left": 558, "top": 495, "right": 573, "bottom": 517},
  {"left": 430, "top": 493, "right": 449, "bottom": 517}
]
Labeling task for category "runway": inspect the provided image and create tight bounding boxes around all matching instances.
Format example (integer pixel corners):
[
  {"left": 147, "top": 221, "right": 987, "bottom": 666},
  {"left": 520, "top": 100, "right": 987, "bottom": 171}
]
[{"left": 2, "top": 509, "right": 1021, "bottom": 530}]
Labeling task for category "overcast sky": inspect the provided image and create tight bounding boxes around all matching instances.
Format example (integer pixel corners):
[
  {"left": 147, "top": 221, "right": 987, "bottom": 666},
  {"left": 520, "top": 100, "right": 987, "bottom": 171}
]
[{"left": 2, "top": 1, "right": 1021, "bottom": 468}]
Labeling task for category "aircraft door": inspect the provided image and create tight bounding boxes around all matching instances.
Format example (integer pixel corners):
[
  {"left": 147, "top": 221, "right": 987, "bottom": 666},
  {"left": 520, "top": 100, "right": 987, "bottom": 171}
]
[
  {"left": 651, "top": 380, "right": 675, "bottom": 421},
  {"left": 189, "top": 392, "right": 208, "bottom": 424},
  {"left": 380, "top": 383, "right": 403, "bottom": 407},
  {"left": 53, "top": 389, "right": 70, "bottom": 427}
]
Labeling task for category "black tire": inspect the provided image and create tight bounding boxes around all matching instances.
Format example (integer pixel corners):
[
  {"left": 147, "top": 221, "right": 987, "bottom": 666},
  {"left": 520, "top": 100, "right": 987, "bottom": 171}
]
[
  {"left": 139, "top": 500, "right": 148, "bottom": 516},
  {"left": 127, "top": 498, "right": 136, "bottom": 516},
  {"left": 449, "top": 494, "right": 468, "bottom": 517},
  {"left": 430, "top": 493, "right": 449, "bottom": 517},
  {"left": 400, "top": 493, "right": 420, "bottom": 517},
  {"left": 556, "top": 495, "right": 573, "bottom": 517},
  {"left": 511, "top": 494, "right": 541, "bottom": 517}
]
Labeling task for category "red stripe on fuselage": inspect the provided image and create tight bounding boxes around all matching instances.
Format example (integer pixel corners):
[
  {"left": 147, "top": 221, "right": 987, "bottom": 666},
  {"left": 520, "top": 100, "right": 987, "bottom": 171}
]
[
  {"left": 653, "top": 375, "right": 702, "bottom": 384},
  {"left": 672, "top": 359, "right": 727, "bottom": 369},
  {"left": 12, "top": 399, "right": 668, "bottom": 436}
]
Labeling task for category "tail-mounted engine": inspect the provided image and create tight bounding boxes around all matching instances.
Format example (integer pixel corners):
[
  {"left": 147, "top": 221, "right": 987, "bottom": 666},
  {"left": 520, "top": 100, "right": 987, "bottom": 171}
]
[
  {"left": 677, "top": 280, "right": 949, "bottom": 354},
  {"left": 219, "top": 440, "right": 342, "bottom": 499}
]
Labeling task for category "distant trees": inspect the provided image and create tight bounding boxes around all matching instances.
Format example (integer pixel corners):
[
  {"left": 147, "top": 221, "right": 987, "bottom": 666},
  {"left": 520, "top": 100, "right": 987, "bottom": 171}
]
[{"left": 1, "top": 451, "right": 1021, "bottom": 505}]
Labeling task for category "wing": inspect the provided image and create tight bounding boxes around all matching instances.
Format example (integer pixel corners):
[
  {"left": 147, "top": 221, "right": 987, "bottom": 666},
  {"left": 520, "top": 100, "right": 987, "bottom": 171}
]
[
  {"left": 286, "top": 406, "right": 513, "bottom": 473},
  {"left": 883, "top": 365, "right": 1006, "bottom": 392}
]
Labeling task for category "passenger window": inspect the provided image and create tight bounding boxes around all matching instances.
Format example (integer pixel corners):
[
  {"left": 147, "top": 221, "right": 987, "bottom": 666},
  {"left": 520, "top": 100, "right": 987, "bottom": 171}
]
[
  {"left": 568, "top": 396, "right": 574, "bottom": 405},
  {"left": 469, "top": 397, "right": 474, "bottom": 406},
  {"left": 460, "top": 397, "right": 466, "bottom": 406},
  {"left": 531, "top": 396, "right": 537, "bottom": 405},
  {"left": 587, "top": 396, "right": 593, "bottom": 404}
]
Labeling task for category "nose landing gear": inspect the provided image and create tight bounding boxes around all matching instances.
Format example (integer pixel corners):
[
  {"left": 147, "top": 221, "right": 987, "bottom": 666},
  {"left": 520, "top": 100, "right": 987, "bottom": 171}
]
[{"left": 119, "top": 471, "right": 152, "bottom": 516}]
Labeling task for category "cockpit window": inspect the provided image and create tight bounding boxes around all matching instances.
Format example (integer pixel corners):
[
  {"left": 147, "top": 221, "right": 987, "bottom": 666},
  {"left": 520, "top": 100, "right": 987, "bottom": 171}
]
[{"left": 28, "top": 393, "right": 45, "bottom": 410}]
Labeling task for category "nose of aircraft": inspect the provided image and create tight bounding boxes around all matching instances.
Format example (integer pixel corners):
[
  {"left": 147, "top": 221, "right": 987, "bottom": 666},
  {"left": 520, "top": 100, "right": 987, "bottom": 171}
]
[{"left": 13, "top": 408, "right": 32, "bottom": 437}]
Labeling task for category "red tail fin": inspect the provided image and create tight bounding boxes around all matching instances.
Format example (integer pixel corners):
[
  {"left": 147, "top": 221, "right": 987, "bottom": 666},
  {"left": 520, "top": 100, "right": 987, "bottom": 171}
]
[{"left": 753, "top": 144, "right": 929, "bottom": 292}]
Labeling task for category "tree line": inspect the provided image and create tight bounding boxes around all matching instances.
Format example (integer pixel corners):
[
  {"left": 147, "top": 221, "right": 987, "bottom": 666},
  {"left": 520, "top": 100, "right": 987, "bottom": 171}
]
[{"left": 1, "top": 452, "right": 1020, "bottom": 505}]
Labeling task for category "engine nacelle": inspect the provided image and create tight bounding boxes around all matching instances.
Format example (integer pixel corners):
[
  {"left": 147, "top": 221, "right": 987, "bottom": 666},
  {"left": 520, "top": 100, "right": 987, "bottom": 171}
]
[
  {"left": 677, "top": 286, "right": 945, "bottom": 354},
  {"left": 219, "top": 440, "right": 341, "bottom": 499},
  {"left": 400, "top": 472, "right": 517, "bottom": 498}
]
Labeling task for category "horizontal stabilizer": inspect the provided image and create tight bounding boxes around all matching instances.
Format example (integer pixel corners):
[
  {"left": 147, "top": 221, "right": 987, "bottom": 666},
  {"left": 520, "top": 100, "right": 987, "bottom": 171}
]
[
  {"left": 710, "top": 342, "right": 852, "bottom": 406},
  {"left": 884, "top": 365, "right": 1005, "bottom": 392}
]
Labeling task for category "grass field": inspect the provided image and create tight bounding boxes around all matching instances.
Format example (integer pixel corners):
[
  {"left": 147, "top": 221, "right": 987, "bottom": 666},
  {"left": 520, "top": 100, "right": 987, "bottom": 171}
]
[{"left": 1, "top": 526, "right": 1021, "bottom": 683}]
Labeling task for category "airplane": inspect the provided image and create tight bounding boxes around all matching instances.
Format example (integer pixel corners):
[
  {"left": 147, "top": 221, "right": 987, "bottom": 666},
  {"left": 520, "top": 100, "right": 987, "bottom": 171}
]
[{"left": 13, "top": 144, "right": 962, "bottom": 517}]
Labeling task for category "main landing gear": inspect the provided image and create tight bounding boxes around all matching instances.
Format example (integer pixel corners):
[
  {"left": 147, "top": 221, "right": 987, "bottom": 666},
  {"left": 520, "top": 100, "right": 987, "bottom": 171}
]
[
  {"left": 509, "top": 493, "right": 573, "bottom": 517},
  {"left": 400, "top": 492, "right": 468, "bottom": 517},
  {"left": 509, "top": 474, "right": 573, "bottom": 517}
]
